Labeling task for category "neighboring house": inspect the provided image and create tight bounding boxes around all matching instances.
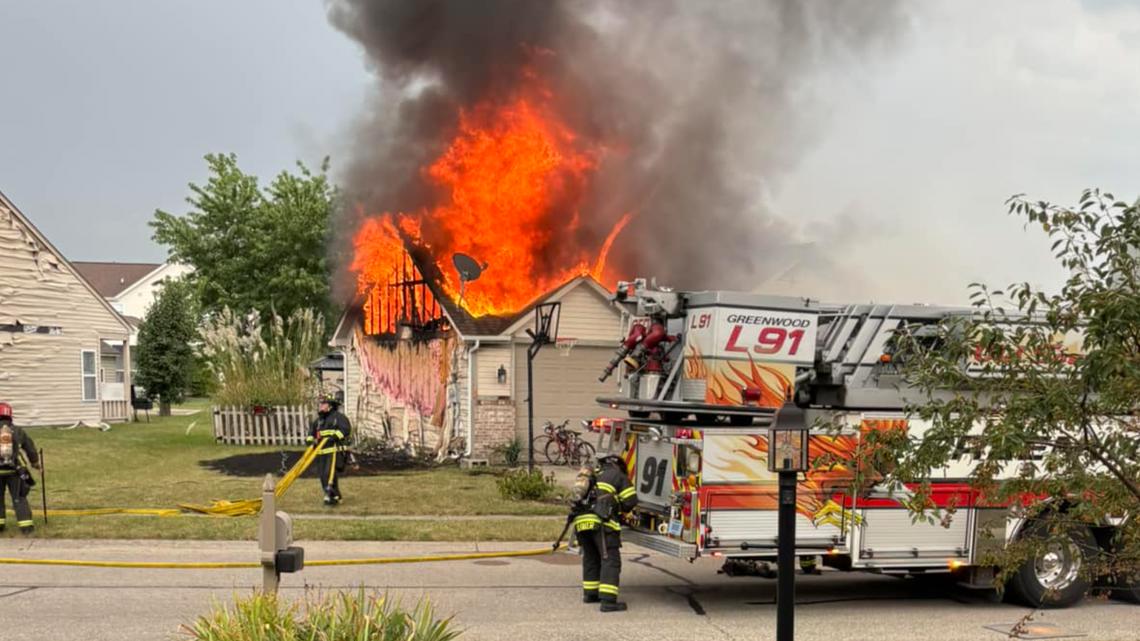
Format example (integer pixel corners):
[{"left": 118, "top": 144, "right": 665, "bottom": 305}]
[
  {"left": 331, "top": 245, "right": 623, "bottom": 460},
  {"left": 0, "top": 190, "right": 135, "bottom": 425},
  {"left": 73, "top": 260, "right": 193, "bottom": 344}
]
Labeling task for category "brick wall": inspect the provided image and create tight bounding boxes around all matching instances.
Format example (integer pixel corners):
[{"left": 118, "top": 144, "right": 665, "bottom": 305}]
[{"left": 473, "top": 397, "right": 516, "bottom": 460}]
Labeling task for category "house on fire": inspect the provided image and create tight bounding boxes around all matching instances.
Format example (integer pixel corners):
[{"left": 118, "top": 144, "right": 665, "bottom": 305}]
[
  {"left": 330, "top": 245, "right": 624, "bottom": 461},
  {"left": 0, "top": 189, "right": 135, "bottom": 425}
]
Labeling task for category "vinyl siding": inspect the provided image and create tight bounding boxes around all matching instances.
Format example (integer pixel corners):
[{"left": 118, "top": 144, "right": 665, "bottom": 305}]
[
  {"left": 475, "top": 344, "right": 512, "bottom": 398},
  {"left": 512, "top": 282, "right": 621, "bottom": 344},
  {"left": 0, "top": 199, "right": 130, "bottom": 425}
]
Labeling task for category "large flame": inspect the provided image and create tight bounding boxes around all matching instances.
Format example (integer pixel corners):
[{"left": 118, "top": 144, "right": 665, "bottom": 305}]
[{"left": 352, "top": 84, "right": 630, "bottom": 319}]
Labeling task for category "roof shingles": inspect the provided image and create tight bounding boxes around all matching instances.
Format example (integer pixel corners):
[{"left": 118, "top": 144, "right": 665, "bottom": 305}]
[{"left": 72, "top": 261, "right": 161, "bottom": 298}]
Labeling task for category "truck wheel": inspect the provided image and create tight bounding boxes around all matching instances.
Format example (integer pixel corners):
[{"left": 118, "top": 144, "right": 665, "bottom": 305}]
[{"left": 1006, "top": 519, "right": 1097, "bottom": 608}]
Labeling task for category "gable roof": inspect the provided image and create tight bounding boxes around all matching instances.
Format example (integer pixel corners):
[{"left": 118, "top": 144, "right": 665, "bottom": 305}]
[
  {"left": 72, "top": 261, "right": 163, "bottom": 298},
  {"left": 499, "top": 275, "right": 614, "bottom": 337},
  {"left": 0, "top": 189, "right": 134, "bottom": 333}
]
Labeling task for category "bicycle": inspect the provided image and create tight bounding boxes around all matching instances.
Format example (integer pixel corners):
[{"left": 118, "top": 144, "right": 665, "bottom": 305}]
[
  {"left": 529, "top": 420, "right": 559, "bottom": 463},
  {"left": 541, "top": 420, "right": 596, "bottom": 466}
]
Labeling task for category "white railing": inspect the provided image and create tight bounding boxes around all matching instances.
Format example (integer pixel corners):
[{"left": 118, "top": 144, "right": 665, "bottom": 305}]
[
  {"left": 101, "top": 400, "right": 130, "bottom": 422},
  {"left": 212, "top": 405, "right": 312, "bottom": 445}
]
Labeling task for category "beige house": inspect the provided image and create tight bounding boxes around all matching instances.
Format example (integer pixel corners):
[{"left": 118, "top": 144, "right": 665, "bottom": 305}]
[
  {"left": 331, "top": 248, "right": 624, "bottom": 460},
  {"left": 0, "top": 190, "right": 134, "bottom": 425},
  {"left": 73, "top": 261, "right": 193, "bottom": 346}
]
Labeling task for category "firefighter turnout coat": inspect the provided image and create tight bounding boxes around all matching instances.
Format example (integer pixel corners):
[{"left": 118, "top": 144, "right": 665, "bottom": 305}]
[
  {"left": 0, "top": 422, "right": 39, "bottom": 531},
  {"left": 574, "top": 457, "right": 638, "bottom": 604},
  {"left": 307, "top": 410, "right": 351, "bottom": 503}
]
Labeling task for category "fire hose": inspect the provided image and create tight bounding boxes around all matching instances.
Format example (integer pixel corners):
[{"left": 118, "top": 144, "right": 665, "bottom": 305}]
[
  {"left": 0, "top": 545, "right": 569, "bottom": 569},
  {"left": 40, "top": 438, "right": 328, "bottom": 519}
]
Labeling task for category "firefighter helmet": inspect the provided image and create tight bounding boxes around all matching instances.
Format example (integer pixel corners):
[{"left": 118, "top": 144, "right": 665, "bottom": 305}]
[
  {"left": 318, "top": 393, "right": 340, "bottom": 409},
  {"left": 0, "top": 402, "right": 12, "bottom": 421}
]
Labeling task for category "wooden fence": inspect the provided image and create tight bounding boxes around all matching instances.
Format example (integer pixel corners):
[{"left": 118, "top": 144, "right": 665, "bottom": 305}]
[{"left": 212, "top": 405, "right": 312, "bottom": 445}]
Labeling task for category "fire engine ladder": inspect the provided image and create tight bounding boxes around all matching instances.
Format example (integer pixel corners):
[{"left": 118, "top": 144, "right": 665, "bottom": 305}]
[{"left": 816, "top": 305, "right": 894, "bottom": 377}]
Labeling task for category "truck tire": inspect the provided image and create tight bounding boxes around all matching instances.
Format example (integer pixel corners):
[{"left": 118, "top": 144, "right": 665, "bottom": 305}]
[{"left": 1006, "top": 519, "right": 1097, "bottom": 608}]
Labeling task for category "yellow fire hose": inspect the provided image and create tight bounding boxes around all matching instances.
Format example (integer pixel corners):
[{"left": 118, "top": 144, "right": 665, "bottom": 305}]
[
  {"left": 42, "top": 439, "right": 327, "bottom": 519},
  {"left": 0, "top": 545, "right": 567, "bottom": 569}
]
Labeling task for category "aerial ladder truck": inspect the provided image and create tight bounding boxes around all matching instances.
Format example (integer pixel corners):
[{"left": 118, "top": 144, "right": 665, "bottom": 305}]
[{"left": 588, "top": 278, "right": 1135, "bottom": 608}]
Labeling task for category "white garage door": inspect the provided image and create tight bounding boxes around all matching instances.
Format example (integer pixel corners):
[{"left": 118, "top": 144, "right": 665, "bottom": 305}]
[{"left": 514, "top": 344, "right": 621, "bottom": 443}]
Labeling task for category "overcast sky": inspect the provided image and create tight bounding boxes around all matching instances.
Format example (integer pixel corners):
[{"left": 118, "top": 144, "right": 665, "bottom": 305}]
[{"left": 1, "top": 0, "right": 1137, "bottom": 305}]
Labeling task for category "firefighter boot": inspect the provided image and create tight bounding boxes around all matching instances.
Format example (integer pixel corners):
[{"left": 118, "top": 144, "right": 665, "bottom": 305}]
[
  {"left": 583, "top": 592, "right": 599, "bottom": 604},
  {"left": 599, "top": 599, "right": 628, "bottom": 613},
  {"left": 800, "top": 556, "right": 821, "bottom": 576},
  {"left": 20, "top": 525, "right": 34, "bottom": 536}
]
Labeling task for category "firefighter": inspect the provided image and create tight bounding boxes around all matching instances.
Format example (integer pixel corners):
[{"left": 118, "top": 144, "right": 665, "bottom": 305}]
[
  {"left": 306, "top": 394, "right": 351, "bottom": 506},
  {"left": 800, "top": 555, "right": 822, "bottom": 575},
  {"left": 572, "top": 454, "right": 638, "bottom": 612},
  {"left": 0, "top": 403, "right": 39, "bottom": 535}
]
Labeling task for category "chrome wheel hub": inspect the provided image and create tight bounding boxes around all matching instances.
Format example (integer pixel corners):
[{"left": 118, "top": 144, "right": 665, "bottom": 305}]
[{"left": 1034, "top": 540, "right": 1080, "bottom": 590}]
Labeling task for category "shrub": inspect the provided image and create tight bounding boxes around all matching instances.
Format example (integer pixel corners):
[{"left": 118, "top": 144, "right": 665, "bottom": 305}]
[
  {"left": 182, "top": 589, "right": 460, "bottom": 641},
  {"left": 200, "top": 307, "right": 326, "bottom": 407},
  {"left": 491, "top": 438, "right": 523, "bottom": 467},
  {"left": 496, "top": 469, "right": 557, "bottom": 501}
]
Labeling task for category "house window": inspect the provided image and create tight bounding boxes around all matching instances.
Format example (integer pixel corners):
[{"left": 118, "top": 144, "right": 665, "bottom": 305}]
[{"left": 82, "top": 350, "right": 97, "bottom": 401}]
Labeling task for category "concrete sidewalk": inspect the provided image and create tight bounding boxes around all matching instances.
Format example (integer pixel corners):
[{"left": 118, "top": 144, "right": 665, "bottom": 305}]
[{"left": 0, "top": 538, "right": 1135, "bottom": 641}]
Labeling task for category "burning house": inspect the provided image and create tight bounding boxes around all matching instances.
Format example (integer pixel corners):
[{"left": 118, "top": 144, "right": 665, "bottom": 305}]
[
  {"left": 330, "top": 240, "right": 623, "bottom": 459},
  {"left": 322, "top": 1, "right": 906, "bottom": 457}
]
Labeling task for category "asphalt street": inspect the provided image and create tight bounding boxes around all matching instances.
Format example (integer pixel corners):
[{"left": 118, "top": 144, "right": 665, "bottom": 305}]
[{"left": 0, "top": 539, "right": 1135, "bottom": 641}]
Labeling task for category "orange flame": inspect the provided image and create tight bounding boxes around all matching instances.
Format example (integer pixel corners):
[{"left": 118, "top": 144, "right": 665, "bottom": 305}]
[{"left": 352, "top": 83, "right": 630, "bottom": 320}]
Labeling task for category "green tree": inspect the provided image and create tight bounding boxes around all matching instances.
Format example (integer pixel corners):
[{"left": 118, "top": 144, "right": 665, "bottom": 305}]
[
  {"left": 150, "top": 153, "right": 337, "bottom": 328},
  {"left": 136, "top": 280, "right": 198, "bottom": 416},
  {"left": 882, "top": 189, "right": 1140, "bottom": 605}
]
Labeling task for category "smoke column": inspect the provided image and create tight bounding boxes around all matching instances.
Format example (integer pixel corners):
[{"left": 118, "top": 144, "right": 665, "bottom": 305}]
[{"left": 326, "top": 0, "right": 905, "bottom": 296}]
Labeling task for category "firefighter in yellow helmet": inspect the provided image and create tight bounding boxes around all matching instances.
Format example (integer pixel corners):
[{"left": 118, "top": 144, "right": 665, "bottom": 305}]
[
  {"left": 571, "top": 454, "right": 638, "bottom": 612},
  {"left": 306, "top": 394, "right": 351, "bottom": 506},
  {"left": 0, "top": 402, "right": 39, "bottom": 535}
]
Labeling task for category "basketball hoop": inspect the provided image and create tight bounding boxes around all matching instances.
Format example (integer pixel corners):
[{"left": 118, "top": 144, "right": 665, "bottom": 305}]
[{"left": 556, "top": 337, "right": 578, "bottom": 357}]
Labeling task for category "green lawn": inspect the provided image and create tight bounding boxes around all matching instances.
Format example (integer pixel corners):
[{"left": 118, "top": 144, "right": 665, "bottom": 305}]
[{"left": 1, "top": 400, "right": 563, "bottom": 541}]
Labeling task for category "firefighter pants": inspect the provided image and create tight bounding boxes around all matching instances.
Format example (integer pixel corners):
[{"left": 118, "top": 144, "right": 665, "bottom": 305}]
[
  {"left": 316, "top": 452, "right": 343, "bottom": 501},
  {"left": 0, "top": 472, "right": 33, "bottom": 530},
  {"left": 580, "top": 527, "right": 622, "bottom": 602}
]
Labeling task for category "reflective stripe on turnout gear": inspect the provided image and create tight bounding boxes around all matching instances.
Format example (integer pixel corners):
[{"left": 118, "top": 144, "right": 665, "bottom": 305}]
[
  {"left": 316, "top": 446, "right": 349, "bottom": 455},
  {"left": 17, "top": 520, "right": 33, "bottom": 527},
  {"left": 617, "top": 486, "right": 636, "bottom": 500},
  {"left": 573, "top": 514, "right": 601, "bottom": 532},
  {"left": 317, "top": 429, "right": 345, "bottom": 439},
  {"left": 605, "top": 520, "right": 621, "bottom": 531},
  {"left": 596, "top": 481, "right": 616, "bottom": 494},
  {"left": 582, "top": 581, "right": 600, "bottom": 590},
  {"left": 599, "top": 583, "right": 619, "bottom": 596}
]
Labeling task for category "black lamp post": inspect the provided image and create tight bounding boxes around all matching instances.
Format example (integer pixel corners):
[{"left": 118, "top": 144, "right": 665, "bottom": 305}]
[
  {"left": 525, "top": 302, "right": 560, "bottom": 473},
  {"left": 767, "top": 403, "right": 809, "bottom": 641}
]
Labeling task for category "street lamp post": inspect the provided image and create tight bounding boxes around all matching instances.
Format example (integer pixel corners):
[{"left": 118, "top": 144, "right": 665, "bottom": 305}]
[{"left": 768, "top": 403, "right": 809, "bottom": 641}]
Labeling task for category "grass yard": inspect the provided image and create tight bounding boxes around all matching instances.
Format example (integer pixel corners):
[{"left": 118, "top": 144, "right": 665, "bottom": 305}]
[{"left": 0, "top": 400, "right": 563, "bottom": 541}]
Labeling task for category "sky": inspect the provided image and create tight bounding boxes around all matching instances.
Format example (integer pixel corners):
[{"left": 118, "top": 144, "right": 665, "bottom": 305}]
[{"left": 1, "top": 0, "right": 1137, "bottom": 306}]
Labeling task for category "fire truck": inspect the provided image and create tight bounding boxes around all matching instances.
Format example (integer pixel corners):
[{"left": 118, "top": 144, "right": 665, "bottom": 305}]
[{"left": 590, "top": 278, "right": 1136, "bottom": 608}]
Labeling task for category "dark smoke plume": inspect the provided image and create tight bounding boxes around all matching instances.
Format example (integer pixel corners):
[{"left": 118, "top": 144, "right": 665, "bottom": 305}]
[{"left": 326, "top": 0, "right": 905, "bottom": 298}]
